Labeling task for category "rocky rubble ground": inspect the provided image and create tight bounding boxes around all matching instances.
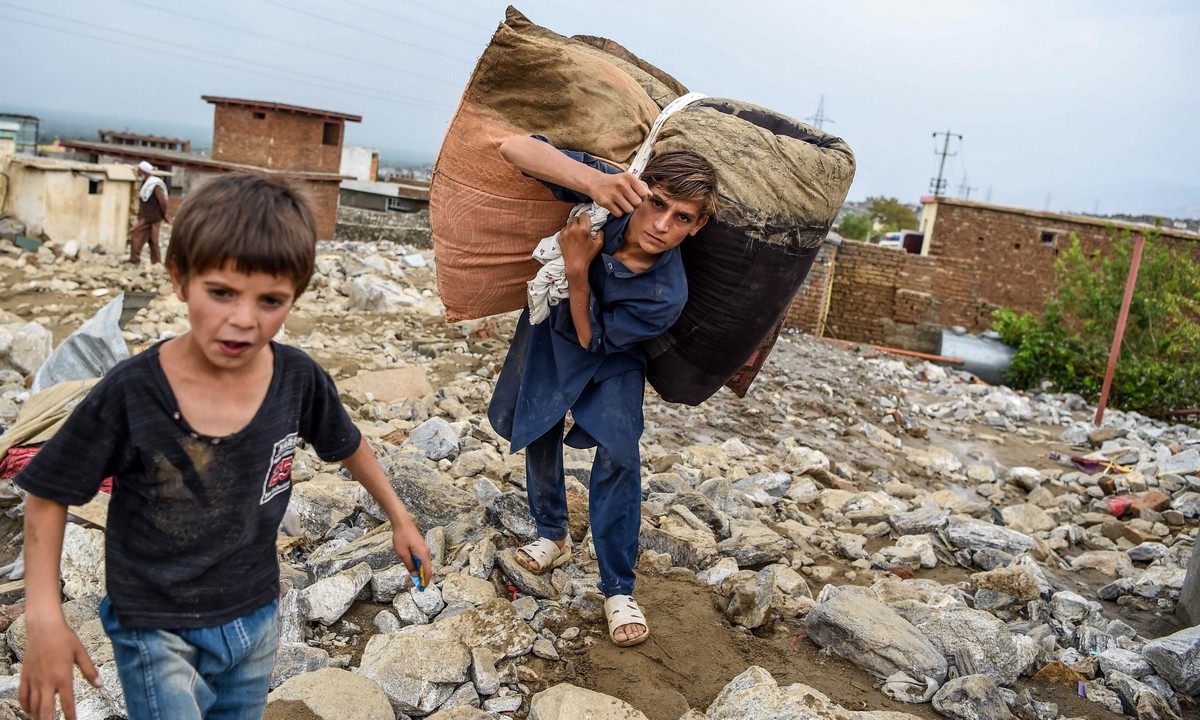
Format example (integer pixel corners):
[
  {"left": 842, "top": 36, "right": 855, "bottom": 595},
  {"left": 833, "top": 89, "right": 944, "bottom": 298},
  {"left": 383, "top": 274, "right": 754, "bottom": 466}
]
[{"left": 0, "top": 234, "right": 1198, "bottom": 720}]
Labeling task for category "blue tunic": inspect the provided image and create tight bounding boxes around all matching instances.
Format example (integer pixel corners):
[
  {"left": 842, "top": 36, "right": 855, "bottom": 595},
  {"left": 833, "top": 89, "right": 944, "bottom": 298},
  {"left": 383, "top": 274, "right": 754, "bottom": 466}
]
[{"left": 488, "top": 145, "right": 688, "bottom": 455}]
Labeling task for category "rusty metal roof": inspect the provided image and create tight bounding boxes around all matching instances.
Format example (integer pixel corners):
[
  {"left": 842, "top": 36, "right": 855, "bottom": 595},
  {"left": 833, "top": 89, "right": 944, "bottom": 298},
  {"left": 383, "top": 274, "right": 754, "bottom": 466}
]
[{"left": 201, "top": 96, "right": 362, "bottom": 123}]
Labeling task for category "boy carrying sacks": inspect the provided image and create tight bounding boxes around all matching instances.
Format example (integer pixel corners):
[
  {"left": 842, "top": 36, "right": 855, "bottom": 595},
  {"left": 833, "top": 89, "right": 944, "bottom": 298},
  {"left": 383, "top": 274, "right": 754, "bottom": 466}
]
[
  {"left": 16, "top": 174, "right": 432, "bottom": 720},
  {"left": 488, "top": 134, "right": 718, "bottom": 648}
]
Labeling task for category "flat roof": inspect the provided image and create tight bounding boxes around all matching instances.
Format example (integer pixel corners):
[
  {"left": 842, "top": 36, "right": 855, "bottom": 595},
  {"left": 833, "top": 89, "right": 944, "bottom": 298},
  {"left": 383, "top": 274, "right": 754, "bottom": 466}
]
[
  {"left": 100, "top": 129, "right": 190, "bottom": 143},
  {"left": 202, "top": 96, "right": 362, "bottom": 123},
  {"left": 10, "top": 156, "right": 137, "bottom": 180},
  {"left": 923, "top": 196, "right": 1200, "bottom": 242},
  {"left": 59, "top": 140, "right": 347, "bottom": 182},
  {"left": 340, "top": 179, "right": 430, "bottom": 201}
]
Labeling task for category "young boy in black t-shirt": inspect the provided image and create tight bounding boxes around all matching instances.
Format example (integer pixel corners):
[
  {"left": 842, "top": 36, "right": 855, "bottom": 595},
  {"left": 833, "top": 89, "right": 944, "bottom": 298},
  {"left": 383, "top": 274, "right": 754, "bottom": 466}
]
[{"left": 16, "top": 174, "right": 432, "bottom": 720}]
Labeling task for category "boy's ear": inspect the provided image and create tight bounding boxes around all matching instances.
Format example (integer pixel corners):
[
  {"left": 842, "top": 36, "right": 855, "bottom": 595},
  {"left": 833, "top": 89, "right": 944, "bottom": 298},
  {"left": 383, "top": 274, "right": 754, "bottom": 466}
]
[
  {"left": 167, "top": 262, "right": 188, "bottom": 301},
  {"left": 689, "top": 215, "right": 710, "bottom": 237}
]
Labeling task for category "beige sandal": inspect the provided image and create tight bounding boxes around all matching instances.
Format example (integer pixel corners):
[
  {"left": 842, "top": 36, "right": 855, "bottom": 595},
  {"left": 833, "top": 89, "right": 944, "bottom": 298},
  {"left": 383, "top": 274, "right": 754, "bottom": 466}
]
[
  {"left": 514, "top": 538, "right": 571, "bottom": 575},
  {"left": 605, "top": 594, "right": 650, "bottom": 648}
]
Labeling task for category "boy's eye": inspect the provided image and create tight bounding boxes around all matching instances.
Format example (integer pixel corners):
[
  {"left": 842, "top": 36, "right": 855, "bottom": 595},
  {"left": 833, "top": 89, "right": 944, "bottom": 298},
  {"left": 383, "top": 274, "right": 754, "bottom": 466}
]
[
  {"left": 261, "top": 296, "right": 285, "bottom": 308},
  {"left": 652, "top": 198, "right": 665, "bottom": 208},
  {"left": 209, "top": 288, "right": 232, "bottom": 299},
  {"left": 677, "top": 214, "right": 692, "bottom": 223}
]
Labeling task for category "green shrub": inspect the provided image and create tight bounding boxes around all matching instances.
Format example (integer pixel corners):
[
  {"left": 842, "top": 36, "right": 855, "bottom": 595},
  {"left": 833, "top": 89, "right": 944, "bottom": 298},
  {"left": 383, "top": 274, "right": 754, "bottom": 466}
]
[{"left": 993, "top": 230, "right": 1200, "bottom": 416}]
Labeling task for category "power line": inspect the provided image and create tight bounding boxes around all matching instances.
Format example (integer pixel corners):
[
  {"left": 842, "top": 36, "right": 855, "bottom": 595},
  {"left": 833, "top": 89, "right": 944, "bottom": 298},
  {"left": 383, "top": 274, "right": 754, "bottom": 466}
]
[
  {"left": 119, "top": 0, "right": 461, "bottom": 88},
  {"left": 336, "top": 0, "right": 480, "bottom": 44},
  {"left": 396, "top": 0, "right": 494, "bottom": 33},
  {"left": 251, "top": 0, "right": 472, "bottom": 64},
  {"left": 0, "top": 3, "right": 453, "bottom": 112},
  {"left": 0, "top": 12, "right": 453, "bottom": 113}
]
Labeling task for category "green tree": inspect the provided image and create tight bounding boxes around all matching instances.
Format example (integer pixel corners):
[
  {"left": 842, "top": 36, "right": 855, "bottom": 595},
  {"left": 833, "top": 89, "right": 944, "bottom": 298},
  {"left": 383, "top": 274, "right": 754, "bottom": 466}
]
[
  {"left": 866, "top": 196, "right": 918, "bottom": 232},
  {"left": 994, "top": 229, "right": 1200, "bottom": 415},
  {"left": 837, "top": 213, "right": 871, "bottom": 241}
]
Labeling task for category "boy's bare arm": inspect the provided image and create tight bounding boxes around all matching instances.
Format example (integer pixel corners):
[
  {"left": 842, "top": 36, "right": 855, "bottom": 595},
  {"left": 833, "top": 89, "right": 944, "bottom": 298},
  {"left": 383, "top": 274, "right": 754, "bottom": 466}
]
[
  {"left": 339, "top": 439, "right": 432, "bottom": 580},
  {"left": 20, "top": 495, "right": 100, "bottom": 720},
  {"left": 499, "top": 135, "right": 650, "bottom": 216},
  {"left": 560, "top": 214, "right": 604, "bottom": 348}
]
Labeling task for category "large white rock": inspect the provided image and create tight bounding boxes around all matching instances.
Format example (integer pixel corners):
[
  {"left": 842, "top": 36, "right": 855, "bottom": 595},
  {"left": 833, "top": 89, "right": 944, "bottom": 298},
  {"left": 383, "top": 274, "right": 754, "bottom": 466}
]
[
  {"left": 529, "top": 683, "right": 649, "bottom": 720},
  {"left": 805, "top": 589, "right": 947, "bottom": 683},
  {"left": 302, "top": 561, "right": 373, "bottom": 625},
  {"left": 1142, "top": 625, "right": 1200, "bottom": 696},
  {"left": 706, "top": 666, "right": 856, "bottom": 720},
  {"left": 61, "top": 522, "right": 106, "bottom": 600},
  {"left": 909, "top": 607, "right": 1022, "bottom": 686},
  {"left": 358, "top": 634, "right": 471, "bottom": 715},
  {"left": 394, "top": 597, "right": 537, "bottom": 659},
  {"left": 3, "top": 321, "right": 52, "bottom": 375},
  {"left": 267, "top": 667, "right": 393, "bottom": 720}
]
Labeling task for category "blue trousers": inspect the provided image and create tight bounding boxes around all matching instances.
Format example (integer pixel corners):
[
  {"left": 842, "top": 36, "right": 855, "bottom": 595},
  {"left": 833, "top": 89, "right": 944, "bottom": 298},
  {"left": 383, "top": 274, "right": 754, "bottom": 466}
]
[
  {"left": 526, "top": 415, "right": 642, "bottom": 597},
  {"left": 100, "top": 597, "right": 279, "bottom": 720}
]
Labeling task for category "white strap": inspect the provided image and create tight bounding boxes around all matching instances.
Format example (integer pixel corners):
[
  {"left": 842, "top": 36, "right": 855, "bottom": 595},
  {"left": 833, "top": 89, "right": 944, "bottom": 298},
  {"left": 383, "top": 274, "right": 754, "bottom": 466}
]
[{"left": 527, "top": 93, "right": 708, "bottom": 324}]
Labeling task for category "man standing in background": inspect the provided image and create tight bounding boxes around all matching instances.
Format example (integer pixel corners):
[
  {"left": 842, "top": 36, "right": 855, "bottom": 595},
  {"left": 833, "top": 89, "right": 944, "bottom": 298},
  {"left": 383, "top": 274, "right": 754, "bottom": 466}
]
[{"left": 127, "top": 160, "right": 169, "bottom": 265}]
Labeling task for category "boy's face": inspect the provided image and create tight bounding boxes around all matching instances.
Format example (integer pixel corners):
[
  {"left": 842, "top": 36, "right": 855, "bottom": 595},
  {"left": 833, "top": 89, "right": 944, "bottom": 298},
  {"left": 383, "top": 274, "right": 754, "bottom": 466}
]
[
  {"left": 623, "top": 185, "right": 709, "bottom": 256},
  {"left": 169, "top": 261, "right": 296, "bottom": 372}
]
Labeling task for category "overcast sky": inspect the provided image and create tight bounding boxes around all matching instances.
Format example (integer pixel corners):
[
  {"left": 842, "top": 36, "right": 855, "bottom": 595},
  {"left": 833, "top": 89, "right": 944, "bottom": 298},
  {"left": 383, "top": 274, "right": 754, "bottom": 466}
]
[{"left": 2, "top": 0, "right": 1196, "bottom": 218}]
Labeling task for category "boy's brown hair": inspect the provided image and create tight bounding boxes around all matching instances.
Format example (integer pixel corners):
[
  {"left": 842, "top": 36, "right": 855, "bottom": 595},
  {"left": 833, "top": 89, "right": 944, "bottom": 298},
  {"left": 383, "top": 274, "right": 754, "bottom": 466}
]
[
  {"left": 166, "top": 173, "right": 317, "bottom": 297},
  {"left": 640, "top": 150, "right": 721, "bottom": 218}
]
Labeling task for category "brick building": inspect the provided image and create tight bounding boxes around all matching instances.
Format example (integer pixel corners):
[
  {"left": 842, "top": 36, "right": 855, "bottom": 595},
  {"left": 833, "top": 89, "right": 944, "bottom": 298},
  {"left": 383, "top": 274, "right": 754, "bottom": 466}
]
[
  {"left": 787, "top": 198, "right": 1200, "bottom": 353},
  {"left": 61, "top": 96, "right": 361, "bottom": 239}
]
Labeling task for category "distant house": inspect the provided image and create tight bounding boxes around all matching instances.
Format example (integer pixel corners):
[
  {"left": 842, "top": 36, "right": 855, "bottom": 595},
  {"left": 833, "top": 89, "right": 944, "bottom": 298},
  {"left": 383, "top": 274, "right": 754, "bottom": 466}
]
[
  {"left": 98, "top": 129, "right": 191, "bottom": 153},
  {"left": 0, "top": 113, "right": 38, "bottom": 155},
  {"left": 340, "top": 146, "right": 380, "bottom": 182},
  {"left": 1, "top": 153, "right": 138, "bottom": 253},
  {"left": 786, "top": 197, "right": 1200, "bottom": 353},
  {"left": 339, "top": 179, "right": 430, "bottom": 213},
  {"left": 60, "top": 96, "right": 362, "bottom": 239}
]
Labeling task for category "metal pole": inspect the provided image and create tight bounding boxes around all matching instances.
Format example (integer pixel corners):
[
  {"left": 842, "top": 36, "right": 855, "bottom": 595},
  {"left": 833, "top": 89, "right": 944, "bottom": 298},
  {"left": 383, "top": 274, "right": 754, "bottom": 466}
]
[{"left": 1094, "top": 233, "right": 1146, "bottom": 426}]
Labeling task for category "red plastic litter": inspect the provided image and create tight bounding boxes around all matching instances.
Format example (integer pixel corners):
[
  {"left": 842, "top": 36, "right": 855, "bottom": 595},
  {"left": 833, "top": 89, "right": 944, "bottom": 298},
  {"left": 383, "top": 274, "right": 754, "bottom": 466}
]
[
  {"left": 1104, "top": 494, "right": 1135, "bottom": 518},
  {"left": 507, "top": 584, "right": 518, "bottom": 601}
]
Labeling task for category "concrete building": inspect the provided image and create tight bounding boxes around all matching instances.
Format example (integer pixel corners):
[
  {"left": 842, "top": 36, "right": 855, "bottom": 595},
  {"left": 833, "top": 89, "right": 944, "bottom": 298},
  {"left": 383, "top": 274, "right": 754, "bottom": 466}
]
[
  {"left": 98, "top": 129, "right": 191, "bottom": 153},
  {"left": 60, "top": 96, "right": 361, "bottom": 239},
  {"left": 341, "top": 146, "right": 380, "bottom": 182},
  {"left": 0, "top": 113, "right": 38, "bottom": 155},
  {"left": 339, "top": 179, "right": 429, "bottom": 213},
  {"left": 0, "top": 153, "right": 137, "bottom": 254},
  {"left": 786, "top": 198, "right": 1200, "bottom": 353}
]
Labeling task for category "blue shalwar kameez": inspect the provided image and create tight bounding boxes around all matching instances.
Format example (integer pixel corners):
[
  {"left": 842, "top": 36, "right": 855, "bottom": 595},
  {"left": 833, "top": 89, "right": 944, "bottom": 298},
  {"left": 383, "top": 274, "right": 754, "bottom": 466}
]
[{"left": 488, "top": 144, "right": 688, "bottom": 597}]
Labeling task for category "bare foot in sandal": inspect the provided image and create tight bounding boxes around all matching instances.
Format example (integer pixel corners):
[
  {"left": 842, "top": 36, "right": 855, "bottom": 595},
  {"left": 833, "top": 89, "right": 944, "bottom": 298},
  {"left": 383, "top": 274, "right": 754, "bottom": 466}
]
[
  {"left": 612, "top": 621, "right": 647, "bottom": 645},
  {"left": 515, "top": 537, "right": 569, "bottom": 574},
  {"left": 605, "top": 594, "right": 649, "bottom": 647}
]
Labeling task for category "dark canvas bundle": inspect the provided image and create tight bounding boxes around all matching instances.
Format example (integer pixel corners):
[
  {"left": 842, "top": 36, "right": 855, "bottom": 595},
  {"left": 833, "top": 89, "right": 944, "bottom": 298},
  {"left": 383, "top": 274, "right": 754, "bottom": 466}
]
[{"left": 431, "top": 7, "right": 855, "bottom": 404}]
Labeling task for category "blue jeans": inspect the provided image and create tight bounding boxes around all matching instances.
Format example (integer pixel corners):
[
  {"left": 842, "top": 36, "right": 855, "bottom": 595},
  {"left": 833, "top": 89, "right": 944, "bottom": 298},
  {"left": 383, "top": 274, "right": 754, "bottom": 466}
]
[
  {"left": 99, "top": 597, "right": 279, "bottom": 720},
  {"left": 526, "top": 416, "right": 642, "bottom": 597}
]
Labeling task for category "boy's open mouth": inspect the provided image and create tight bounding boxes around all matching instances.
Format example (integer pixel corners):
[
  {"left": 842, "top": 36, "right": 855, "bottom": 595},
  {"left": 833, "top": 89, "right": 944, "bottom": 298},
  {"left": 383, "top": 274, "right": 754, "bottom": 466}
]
[{"left": 218, "top": 340, "right": 252, "bottom": 354}]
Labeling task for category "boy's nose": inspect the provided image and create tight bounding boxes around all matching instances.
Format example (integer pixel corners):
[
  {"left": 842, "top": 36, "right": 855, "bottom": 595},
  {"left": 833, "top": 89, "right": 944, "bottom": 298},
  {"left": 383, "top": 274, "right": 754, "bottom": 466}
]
[
  {"left": 229, "top": 301, "right": 256, "bottom": 327},
  {"left": 653, "top": 213, "right": 671, "bottom": 232}
]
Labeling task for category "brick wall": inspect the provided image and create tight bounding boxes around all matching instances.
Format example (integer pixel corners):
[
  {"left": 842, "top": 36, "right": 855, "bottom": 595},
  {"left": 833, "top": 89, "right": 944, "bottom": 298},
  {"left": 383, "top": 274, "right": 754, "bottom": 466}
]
[
  {"left": 790, "top": 202, "right": 1200, "bottom": 354},
  {"left": 300, "top": 180, "right": 340, "bottom": 240},
  {"left": 784, "top": 240, "right": 838, "bottom": 335},
  {"left": 928, "top": 201, "right": 1200, "bottom": 318},
  {"left": 211, "top": 106, "right": 342, "bottom": 174}
]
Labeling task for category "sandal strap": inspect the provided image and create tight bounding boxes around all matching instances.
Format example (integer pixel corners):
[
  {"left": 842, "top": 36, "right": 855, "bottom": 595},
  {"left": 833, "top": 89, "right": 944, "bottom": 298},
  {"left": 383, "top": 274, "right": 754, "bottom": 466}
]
[
  {"left": 519, "top": 537, "right": 565, "bottom": 566},
  {"left": 605, "top": 594, "right": 646, "bottom": 629}
]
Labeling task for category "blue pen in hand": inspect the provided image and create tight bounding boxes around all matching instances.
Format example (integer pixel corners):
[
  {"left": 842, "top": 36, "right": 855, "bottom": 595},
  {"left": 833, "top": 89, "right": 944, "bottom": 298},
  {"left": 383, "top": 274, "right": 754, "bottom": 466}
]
[{"left": 410, "top": 556, "right": 426, "bottom": 592}]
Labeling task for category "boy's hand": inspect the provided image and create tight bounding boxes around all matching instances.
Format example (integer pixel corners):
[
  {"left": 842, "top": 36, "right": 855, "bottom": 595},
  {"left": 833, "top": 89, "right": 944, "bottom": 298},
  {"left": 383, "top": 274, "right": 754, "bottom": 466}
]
[
  {"left": 586, "top": 172, "right": 650, "bottom": 217},
  {"left": 391, "top": 515, "right": 432, "bottom": 591},
  {"left": 560, "top": 214, "right": 603, "bottom": 277},
  {"left": 19, "top": 616, "right": 100, "bottom": 720}
]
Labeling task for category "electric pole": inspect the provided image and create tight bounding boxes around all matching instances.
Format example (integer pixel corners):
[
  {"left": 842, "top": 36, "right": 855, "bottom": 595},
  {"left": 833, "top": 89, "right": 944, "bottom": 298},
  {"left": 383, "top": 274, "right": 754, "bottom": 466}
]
[
  {"left": 929, "top": 130, "right": 962, "bottom": 197},
  {"left": 958, "top": 176, "right": 977, "bottom": 200},
  {"left": 807, "top": 95, "right": 835, "bottom": 130}
]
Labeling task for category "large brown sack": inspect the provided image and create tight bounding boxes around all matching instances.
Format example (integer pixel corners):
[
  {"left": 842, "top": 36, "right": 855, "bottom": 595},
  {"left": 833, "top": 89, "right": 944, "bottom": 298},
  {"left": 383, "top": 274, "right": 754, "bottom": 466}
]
[{"left": 431, "top": 7, "right": 856, "bottom": 404}]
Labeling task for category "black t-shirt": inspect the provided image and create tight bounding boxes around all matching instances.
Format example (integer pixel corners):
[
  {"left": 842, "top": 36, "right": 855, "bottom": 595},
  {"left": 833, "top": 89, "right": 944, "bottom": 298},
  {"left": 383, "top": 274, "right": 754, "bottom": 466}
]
[{"left": 16, "top": 342, "right": 362, "bottom": 628}]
